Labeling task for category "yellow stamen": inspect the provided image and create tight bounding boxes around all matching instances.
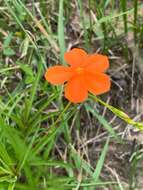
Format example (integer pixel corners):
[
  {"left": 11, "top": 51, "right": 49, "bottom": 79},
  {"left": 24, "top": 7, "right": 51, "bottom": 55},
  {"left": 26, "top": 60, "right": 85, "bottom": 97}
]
[{"left": 76, "top": 67, "right": 84, "bottom": 74}]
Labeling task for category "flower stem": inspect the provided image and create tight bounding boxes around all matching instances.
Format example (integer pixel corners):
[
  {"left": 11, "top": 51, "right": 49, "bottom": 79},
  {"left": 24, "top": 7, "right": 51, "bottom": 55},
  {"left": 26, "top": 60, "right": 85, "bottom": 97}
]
[{"left": 90, "top": 94, "right": 143, "bottom": 131}]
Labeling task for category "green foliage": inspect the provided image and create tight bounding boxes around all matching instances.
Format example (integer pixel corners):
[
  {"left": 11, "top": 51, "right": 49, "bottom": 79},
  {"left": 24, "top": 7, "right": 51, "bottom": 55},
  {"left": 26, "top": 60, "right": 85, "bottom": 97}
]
[
  {"left": 0, "top": 0, "right": 143, "bottom": 189},
  {"left": 3, "top": 33, "right": 15, "bottom": 56}
]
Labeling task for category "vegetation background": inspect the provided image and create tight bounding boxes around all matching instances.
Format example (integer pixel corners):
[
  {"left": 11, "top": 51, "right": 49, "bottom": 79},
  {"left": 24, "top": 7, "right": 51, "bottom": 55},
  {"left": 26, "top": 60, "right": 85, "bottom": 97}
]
[{"left": 0, "top": 0, "right": 143, "bottom": 189}]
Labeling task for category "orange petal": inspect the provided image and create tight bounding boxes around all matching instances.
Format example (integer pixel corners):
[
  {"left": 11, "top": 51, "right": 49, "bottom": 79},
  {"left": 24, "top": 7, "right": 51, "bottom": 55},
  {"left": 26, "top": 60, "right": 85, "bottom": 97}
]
[
  {"left": 64, "top": 75, "right": 88, "bottom": 103},
  {"left": 85, "top": 72, "right": 111, "bottom": 95},
  {"left": 45, "top": 66, "right": 74, "bottom": 85},
  {"left": 85, "top": 54, "right": 109, "bottom": 72},
  {"left": 64, "top": 48, "right": 88, "bottom": 67}
]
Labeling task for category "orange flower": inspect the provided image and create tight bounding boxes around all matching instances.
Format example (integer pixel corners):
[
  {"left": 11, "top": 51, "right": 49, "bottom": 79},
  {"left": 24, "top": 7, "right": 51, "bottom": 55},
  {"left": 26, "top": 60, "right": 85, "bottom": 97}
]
[{"left": 45, "top": 48, "right": 111, "bottom": 103}]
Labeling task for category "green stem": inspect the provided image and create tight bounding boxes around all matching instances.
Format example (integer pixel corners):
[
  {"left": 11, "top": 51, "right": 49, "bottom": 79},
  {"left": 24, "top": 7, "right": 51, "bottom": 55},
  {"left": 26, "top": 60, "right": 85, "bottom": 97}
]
[
  {"left": 90, "top": 94, "right": 143, "bottom": 131},
  {"left": 121, "top": 0, "right": 128, "bottom": 34},
  {"left": 134, "top": 0, "right": 138, "bottom": 44}
]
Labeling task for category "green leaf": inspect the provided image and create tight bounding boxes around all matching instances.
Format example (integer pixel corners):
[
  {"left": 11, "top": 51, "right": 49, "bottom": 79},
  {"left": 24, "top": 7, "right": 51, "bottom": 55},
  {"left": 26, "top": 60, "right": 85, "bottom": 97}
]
[
  {"left": 70, "top": 145, "right": 93, "bottom": 176},
  {"left": 0, "top": 117, "right": 27, "bottom": 161},
  {"left": 20, "top": 37, "right": 30, "bottom": 57},
  {"left": 25, "top": 75, "right": 35, "bottom": 84},
  {"left": 20, "top": 63, "right": 35, "bottom": 84},
  {"left": 20, "top": 64, "right": 33, "bottom": 76},
  {"left": 8, "top": 183, "right": 15, "bottom": 190},
  {"left": 3, "top": 32, "right": 15, "bottom": 56},
  {"left": 3, "top": 48, "right": 15, "bottom": 56},
  {"left": 92, "top": 138, "right": 109, "bottom": 182},
  {"left": 3, "top": 33, "right": 13, "bottom": 47},
  {"left": 0, "top": 143, "right": 13, "bottom": 166}
]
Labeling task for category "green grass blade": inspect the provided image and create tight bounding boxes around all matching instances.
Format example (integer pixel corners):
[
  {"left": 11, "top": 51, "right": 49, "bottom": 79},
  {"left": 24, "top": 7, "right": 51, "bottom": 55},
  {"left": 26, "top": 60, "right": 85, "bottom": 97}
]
[
  {"left": 120, "top": 0, "right": 128, "bottom": 34},
  {"left": 92, "top": 138, "right": 110, "bottom": 181},
  {"left": 25, "top": 63, "right": 43, "bottom": 121},
  {"left": 134, "top": 0, "right": 138, "bottom": 44},
  {"left": 58, "top": 0, "right": 66, "bottom": 63},
  {"left": 0, "top": 118, "right": 27, "bottom": 160}
]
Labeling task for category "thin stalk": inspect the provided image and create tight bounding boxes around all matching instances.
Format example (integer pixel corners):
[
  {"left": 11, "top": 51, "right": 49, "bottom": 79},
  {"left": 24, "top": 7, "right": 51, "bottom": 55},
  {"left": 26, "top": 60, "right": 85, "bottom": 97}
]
[
  {"left": 121, "top": 0, "right": 128, "bottom": 34},
  {"left": 88, "top": 0, "right": 93, "bottom": 46},
  {"left": 90, "top": 94, "right": 143, "bottom": 131},
  {"left": 134, "top": 0, "right": 138, "bottom": 44},
  {"left": 58, "top": 0, "right": 66, "bottom": 64}
]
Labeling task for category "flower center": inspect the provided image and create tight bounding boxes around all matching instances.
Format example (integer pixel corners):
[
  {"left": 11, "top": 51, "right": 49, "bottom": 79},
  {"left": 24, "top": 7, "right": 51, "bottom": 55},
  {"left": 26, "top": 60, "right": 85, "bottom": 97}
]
[{"left": 75, "top": 67, "right": 84, "bottom": 74}]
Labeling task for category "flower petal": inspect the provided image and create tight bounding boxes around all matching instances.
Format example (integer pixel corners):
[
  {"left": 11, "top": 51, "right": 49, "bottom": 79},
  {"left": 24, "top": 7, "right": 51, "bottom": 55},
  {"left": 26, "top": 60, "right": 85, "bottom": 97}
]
[
  {"left": 64, "top": 48, "right": 88, "bottom": 67},
  {"left": 85, "top": 54, "right": 109, "bottom": 72},
  {"left": 45, "top": 66, "right": 74, "bottom": 85},
  {"left": 64, "top": 75, "right": 88, "bottom": 103},
  {"left": 85, "top": 72, "right": 111, "bottom": 95}
]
